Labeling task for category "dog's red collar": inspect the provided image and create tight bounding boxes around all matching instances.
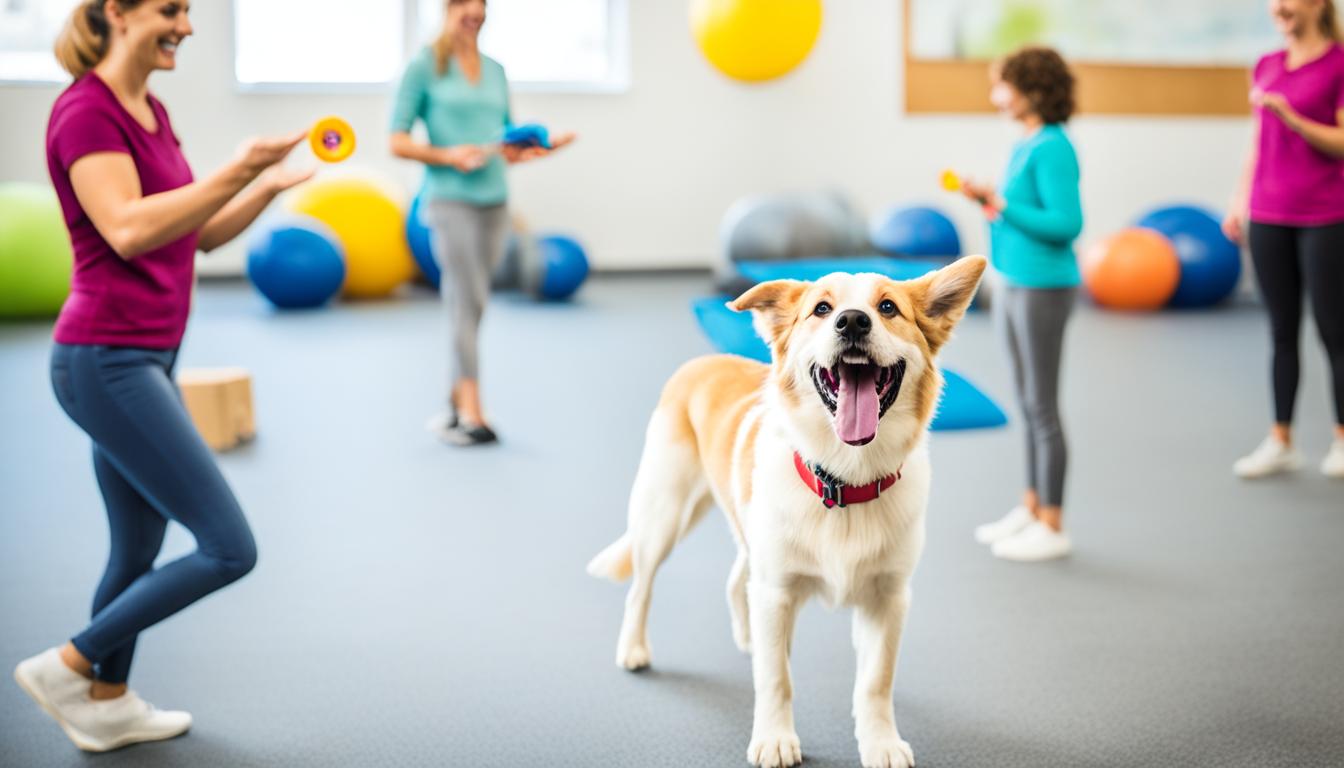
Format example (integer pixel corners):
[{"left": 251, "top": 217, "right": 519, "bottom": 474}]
[{"left": 793, "top": 452, "right": 901, "bottom": 509}]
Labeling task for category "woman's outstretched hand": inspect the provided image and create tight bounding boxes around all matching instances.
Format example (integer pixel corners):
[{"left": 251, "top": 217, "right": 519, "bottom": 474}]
[
  {"left": 234, "top": 130, "right": 308, "bottom": 177},
  {"left": 259, "top": 164, "right": 316, "bottom": 195}
]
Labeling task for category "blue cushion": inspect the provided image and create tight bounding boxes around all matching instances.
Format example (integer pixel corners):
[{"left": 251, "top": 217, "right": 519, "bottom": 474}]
[
  {"left": 736, "top": 256, "right": 950, "bottom": 284},
  {"left": 502, "top": 123, "right": 551, "bottom": 149},
  {"left": 691, "top": 297, "right": 1006, "bottom": 431}
]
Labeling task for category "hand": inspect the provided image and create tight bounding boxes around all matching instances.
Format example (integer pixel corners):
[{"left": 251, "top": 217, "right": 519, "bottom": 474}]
[
  {"left": 500, "top": 132, "right": 576, "bottom": 164},
  {"left": 259, "top": 164, "right": 316, "bottom": 195},
  {"left": 1257, "top": 91, "right": 1301, "bottom": 130},
  {"left": 235, "top": 129, "right": 307, "bottom": 176},
  {"left": 437, "top": 144, "right": 489, "bottom": 172},
  {"left": 500, "top": 144, "right": 548, "bottom": 163},
  {"left": 959, "top": 177, "right": 993, "bottom": 205},
  {"left": 1222, "top": 211, "right": 1245, "bottom": 244}
]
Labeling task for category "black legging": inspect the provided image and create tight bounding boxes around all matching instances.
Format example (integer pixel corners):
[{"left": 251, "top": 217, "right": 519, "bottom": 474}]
[{"left": 1248, "top": 220, "right": 1344, "bottom": 426}]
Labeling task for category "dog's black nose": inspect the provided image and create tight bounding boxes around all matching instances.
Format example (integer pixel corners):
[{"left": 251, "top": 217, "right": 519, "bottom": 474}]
[{"left": 834, "top": 309, "right": 871, "bottom": 342}]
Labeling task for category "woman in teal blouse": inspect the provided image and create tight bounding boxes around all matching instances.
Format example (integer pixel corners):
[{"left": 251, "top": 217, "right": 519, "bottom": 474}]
[
  {"left": 390, "top": 0, "right": 572, "bottom": 446},
  {"left": 960, "top": 47, "right": 1083, "bottom": 562}
]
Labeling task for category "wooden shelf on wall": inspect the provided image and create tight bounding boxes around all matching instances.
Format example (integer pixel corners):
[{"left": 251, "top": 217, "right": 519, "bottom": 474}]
[{"left": 903, "top": 1, "right": 1253, "bottom": 116}]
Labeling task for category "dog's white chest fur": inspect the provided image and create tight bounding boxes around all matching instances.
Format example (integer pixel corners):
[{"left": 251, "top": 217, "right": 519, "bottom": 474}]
[{"left": 742, "top": 414, "right": 930, "bottom": 607}]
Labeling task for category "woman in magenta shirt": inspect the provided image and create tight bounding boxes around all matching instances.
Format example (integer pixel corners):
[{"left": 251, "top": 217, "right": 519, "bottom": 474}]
[
  {"left": 1227, "top": 0, "right": 1344, "bottom": 479},
  {"left": 13, "top": 0, "right": 311, "bottom": 752}
]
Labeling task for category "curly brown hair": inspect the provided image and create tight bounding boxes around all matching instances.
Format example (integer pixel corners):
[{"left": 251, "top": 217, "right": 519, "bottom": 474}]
[{"left": 996, "top": 47, "right": 1076, "bottom": 124}]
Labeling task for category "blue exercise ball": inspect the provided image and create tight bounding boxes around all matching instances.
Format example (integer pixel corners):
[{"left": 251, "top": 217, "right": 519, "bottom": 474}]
[
  {"left": 1136, "top": 205, "right": 1241, "bottom": 308},
  {"left": 406, "top": 191, "right": 439, "bottom": 288},
  {"left": 246, "top": 216, "right": 345, "bottom": 309},
  {"left": 870, "top": 205, "right": 961, "bottom": 257},
  {"left": 525, "top": 233, "right": 589, "bottom": 300}
]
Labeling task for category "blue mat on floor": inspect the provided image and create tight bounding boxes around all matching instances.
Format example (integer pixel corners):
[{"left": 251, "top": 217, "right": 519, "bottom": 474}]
[
  {"left": 692, "top": 297, "right": 1007, "bottom": 431},
  {"left": 736, "top": 256, "right": 950, "bottom": 284}
]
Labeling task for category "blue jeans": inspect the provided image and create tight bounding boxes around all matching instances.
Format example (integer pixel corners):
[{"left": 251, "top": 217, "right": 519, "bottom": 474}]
[{"left": 51, "top": 344, "right": 257, "bottom": 684}]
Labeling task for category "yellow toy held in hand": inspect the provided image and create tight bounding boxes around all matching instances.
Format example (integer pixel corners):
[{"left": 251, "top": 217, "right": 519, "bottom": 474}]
[{"left": 309, "top": 117, "right": 355, "bottom": 163}]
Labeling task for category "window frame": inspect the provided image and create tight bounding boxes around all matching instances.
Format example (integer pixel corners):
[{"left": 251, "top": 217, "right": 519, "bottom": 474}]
[
  {"left": 0, "top": 0, "right": 77, "bottom": 86},
  {"left": 231, "top": 0, "right": 629, "bottom": 94}
]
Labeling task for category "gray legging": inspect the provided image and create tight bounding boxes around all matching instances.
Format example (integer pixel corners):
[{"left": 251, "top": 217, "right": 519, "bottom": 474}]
[
  {"left": 995, "top": 282, "right": 1076, "bottom": 508},
  {"left": 425, "top": 200, "right": 509, "bottom": 389}
]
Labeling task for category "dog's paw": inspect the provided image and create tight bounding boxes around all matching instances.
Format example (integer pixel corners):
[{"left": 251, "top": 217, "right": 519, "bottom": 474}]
[
  {"left": 747, "top": 729, "right": 802, "bottom": 767},
  {"left": 858, "top": 735, "right": 914, "bottom": 768},
  {"left": 616, "top": 641, "right": 650, "bottom": 671}
]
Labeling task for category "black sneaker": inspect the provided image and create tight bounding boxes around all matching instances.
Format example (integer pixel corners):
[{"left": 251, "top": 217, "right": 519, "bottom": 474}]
[{"left": 443, "top": 421, "right": 498, "bottom": 446}]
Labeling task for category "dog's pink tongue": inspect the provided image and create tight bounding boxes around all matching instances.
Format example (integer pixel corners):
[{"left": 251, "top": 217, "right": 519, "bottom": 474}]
[{"left": 835, "top": 365, "right": 879, "bottom": 445}]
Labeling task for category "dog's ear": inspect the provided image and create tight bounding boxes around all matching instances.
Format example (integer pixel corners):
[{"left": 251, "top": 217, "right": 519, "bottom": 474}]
[
  {"left": 908, "top": 256, "right": 987, "bottom": 354},
  {"left": 729, "top": 279, "right": 810, "bottom": 349}
]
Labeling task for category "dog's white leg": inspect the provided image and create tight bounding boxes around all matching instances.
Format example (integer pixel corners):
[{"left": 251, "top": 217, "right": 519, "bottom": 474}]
[
  {"left": 851, "top": 585, "right": 915, "bottom": 768},
  {"left": 615, "top": 413, "right": 704, "bottom": 671},
  {"left": 727, "top": 550, "right": 751, "bottom": 653},
  {"left": 746, "top": 580, "right": 804, "bottom": 768}
]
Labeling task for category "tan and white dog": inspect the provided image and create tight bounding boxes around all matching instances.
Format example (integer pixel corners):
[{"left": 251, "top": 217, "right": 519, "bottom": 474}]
[{"left": 587, "top": 257, "right": 987, "bottom": 768}]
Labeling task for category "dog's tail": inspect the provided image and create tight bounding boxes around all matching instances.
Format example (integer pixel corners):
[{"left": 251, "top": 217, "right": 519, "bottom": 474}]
[{"left": 586, "top": 533, "right": 633, "bottom": 582}]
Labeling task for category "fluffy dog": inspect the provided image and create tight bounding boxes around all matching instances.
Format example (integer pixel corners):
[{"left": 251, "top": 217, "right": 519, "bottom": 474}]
[{"left": 588, "top": 257, "right": 987, "bottom": 768}]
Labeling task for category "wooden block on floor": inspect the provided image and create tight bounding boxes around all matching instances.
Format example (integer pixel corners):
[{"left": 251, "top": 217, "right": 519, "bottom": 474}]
[{"left": 177, "top": 368, "right": 255, "bottom": 452}]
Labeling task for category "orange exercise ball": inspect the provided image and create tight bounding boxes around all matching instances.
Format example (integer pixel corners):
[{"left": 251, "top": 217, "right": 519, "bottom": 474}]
[{"left": 1081, "top": 228, "right": 1181, "bottom": 311}]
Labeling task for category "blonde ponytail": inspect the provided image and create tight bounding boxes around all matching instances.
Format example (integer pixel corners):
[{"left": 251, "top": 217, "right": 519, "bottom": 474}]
[
  {"left": 1323, "top": 0, "right": 1343, "bottom": 43},
  {"left": 54, "top": 1, "right": 144, "bottom": 79},
  {"left": 432, "top": 27, "right": 458, "bottom": 76}
]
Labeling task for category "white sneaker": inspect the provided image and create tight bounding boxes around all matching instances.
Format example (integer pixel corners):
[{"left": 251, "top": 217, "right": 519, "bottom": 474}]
[
  {"left": 974, "top": 505, "right": 1035, "bottom": 545},
  {"left": 15, "top": 648, "right": 190, "bottom": 752},
  {"left": 1323, "top": 438, "right": 1344, "bottom": 478},
  {"left": 58, "top": 690, "right": 192, "bottom": 752},
  {"left": 1233, "top": 436, "right": 1301, "bottom": 479},
  {"left": 991, "top": 521, "right": 1072, "bottom": 562},
  {"left": 14, "top": 648, "right": 90, "bottom": 723}
]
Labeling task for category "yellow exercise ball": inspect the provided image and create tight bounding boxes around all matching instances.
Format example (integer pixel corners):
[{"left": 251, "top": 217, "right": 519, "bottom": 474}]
[
  {"left": 690, "top": 0, "right": 823, "bottom": 83},
  {"left": 287, "top": 177, "right": 416, "bottom": 299}
]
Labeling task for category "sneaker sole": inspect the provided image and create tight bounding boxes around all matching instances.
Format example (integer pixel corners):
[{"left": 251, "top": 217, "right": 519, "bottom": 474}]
[
  {"left": 991, "top": 548, "right": 1072, "bottom": 563},
  {"left": 71, "top": 723, "right": 192, "bottom": 753},
  {"left": 1234, "top": 459, "right": 1302, "bottom": 479},
  {"left": 14, "top": 664, "right": 190, "bottom": 752}
]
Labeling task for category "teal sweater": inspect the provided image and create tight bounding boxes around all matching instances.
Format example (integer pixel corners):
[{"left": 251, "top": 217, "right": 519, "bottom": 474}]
[
  {"left": 990, "top": 124, "right": 1083, "bottom": 289},
  {"left": 390, "top": 48, "right": 511, "bottom": 206}
]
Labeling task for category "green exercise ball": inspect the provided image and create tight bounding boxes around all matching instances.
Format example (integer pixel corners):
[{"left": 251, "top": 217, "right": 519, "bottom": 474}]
[{"left": 0, "top": 182, "right": 72, "bottom": 318}]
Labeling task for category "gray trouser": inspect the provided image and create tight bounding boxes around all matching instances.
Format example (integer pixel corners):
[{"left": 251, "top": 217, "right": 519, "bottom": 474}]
[
  {"left": 995, "top": 282, "right": 1075, "bottom": 508},
  {"left": 426, "top": 200, "right": 509, "bottom": 390}
]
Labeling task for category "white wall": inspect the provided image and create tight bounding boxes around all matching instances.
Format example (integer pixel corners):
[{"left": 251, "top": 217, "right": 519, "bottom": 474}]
[{"left": 0, "top": 0, "right": 1252, "bottom": 274}]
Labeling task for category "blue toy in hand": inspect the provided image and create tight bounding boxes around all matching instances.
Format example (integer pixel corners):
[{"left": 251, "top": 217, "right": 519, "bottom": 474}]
[{"left": 502, "top": 123, "right": 551, "bottom": 150}]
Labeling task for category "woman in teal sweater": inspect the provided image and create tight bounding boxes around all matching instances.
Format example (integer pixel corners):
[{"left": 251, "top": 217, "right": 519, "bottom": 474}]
[
  {"left": 390, "top": 0, "right": 572, "bottom": 445},
  {"left": 959, "top": 47, "right": 1083, "bottom": 562}
]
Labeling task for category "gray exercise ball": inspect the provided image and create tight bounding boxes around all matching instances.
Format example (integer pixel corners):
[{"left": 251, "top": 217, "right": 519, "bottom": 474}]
[{"left": 715, "top": 190, "right": 869, "bottom": 293}]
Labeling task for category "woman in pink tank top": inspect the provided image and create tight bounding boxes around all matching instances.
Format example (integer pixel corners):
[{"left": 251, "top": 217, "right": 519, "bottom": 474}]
[
  {"left": 14, "top": 0, "right": 314, "bottom": 753},
  {"left": 1226, "top": 0, "right": 1344, "bottom": 480}
]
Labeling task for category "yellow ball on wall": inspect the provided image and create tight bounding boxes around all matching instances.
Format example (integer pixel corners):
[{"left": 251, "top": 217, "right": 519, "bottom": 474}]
[
  {"left": 690, "top": 0, "right": 823, "bottom": 83},
  {"left": 287, "top": 178, "right": 416, "bottom": 299}
]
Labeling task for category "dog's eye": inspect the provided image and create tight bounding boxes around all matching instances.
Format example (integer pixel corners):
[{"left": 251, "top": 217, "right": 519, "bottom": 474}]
[
  {"left": 813, "top": 302, "right": 832, "bottom": 317},
  {"left": 878, "top": 299, "right": 898, "bottom": 317}
]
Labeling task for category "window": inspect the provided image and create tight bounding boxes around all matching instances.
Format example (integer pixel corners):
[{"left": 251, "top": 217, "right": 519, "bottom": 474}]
[
  {"left": 0, "top": 0, "right": 70, "bottom": 83},
  {"left": 415, "top": 0, "right": 628, "bottom": 91},
  {"left": 233, "top": 0, "right": 406, "bottom": 87}
]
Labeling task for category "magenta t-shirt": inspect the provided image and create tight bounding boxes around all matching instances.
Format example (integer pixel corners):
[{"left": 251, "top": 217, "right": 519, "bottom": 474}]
[
  {"left": 1250, "top": 45, "right": 1344, "bottom": 226},
  {"left": 46, "top": 73, "right": 197, "bottom": 348}
]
